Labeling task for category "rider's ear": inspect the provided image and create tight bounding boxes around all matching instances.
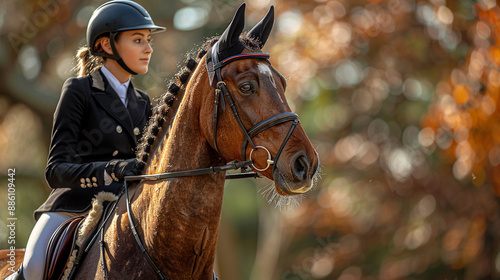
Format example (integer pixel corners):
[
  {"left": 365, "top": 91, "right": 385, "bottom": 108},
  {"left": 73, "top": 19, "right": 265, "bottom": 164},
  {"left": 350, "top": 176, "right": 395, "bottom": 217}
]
[
  {"left": 95, "top": 36, "right": 113, "bottom": 56},
  {"left": 217, "top": 3, "right": 246, "bottom": 55},
  {"left": 247, "top": 5, "right": 274, "bottom": 49}
]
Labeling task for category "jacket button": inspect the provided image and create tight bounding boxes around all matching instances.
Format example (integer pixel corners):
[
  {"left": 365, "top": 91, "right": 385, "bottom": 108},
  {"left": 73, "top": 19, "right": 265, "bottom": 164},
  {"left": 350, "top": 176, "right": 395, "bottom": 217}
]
[
  {"left": 116, "top": 125, "right": 123, "bottom": 133},
  {"left": 134, "top": 127, "right": 140, "bottom": 135},
  {"left": 113, "top": 150, "right": 119, "bottom": 156}
]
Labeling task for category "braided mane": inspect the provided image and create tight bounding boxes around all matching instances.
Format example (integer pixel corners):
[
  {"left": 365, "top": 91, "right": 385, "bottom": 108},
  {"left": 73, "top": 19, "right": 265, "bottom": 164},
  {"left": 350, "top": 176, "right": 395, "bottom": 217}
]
[{"left": 135, "top": 35, "right": 262, "bottom": 171}]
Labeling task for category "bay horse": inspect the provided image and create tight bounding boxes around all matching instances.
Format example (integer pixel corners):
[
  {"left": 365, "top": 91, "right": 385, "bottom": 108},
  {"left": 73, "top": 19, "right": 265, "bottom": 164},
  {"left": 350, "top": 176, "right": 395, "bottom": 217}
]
[{"left": 1, "top": 3, "right": 318, "bottom": 279}]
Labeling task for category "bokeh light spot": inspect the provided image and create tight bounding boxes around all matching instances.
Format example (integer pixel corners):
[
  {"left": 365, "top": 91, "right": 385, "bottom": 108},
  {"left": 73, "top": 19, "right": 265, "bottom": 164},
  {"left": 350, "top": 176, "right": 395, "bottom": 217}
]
[{"left": 174, "top": 7, "right": 208, "bottom": 31}]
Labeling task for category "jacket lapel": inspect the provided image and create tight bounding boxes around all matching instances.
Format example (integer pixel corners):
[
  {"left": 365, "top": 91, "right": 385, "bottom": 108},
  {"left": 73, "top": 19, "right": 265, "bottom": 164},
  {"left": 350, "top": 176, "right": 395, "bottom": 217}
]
[
  {"left": 126, "top": 83, "right": 147, "bottom": 127},
  {"left": 90, "top": 70, "right": 137, "bottom": 143}
]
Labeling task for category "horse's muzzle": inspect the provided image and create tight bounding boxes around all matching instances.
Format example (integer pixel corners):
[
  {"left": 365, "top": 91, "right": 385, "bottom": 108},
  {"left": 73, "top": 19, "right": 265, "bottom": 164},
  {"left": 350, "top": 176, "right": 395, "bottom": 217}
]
[{"left": 273, "top": 150, "right": 318, "bottom": 195}]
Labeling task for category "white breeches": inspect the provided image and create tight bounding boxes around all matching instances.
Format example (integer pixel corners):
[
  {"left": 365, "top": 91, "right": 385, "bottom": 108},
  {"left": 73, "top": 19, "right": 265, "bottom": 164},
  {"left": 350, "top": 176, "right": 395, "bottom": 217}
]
[{"left": 22, "top": 212, "right": 79, "bottom": 280}]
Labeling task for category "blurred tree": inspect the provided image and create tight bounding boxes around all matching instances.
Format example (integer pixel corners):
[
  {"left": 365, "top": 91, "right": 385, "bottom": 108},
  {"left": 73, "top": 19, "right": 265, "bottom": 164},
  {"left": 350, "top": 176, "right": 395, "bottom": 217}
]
[
  {"left": 244, "top": 0, "right": 500, "bottom": 279},
  {"left": 3, "top": 0, "right": 500, "bottom": 279}
]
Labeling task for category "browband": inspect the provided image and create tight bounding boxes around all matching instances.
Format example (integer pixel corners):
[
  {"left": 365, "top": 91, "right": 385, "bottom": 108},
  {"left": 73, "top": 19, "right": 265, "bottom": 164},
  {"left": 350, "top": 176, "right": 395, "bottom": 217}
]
[
  {"left": 214, "top": 53, "right": 270, "bottom": 71},
  {"left": 206, "top": 41, "right": 270, "bottom": 87}
]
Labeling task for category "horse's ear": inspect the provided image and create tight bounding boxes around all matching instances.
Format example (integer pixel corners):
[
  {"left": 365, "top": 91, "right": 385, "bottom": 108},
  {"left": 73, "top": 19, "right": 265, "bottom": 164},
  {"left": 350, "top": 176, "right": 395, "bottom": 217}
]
[
  {"left": 218, "top": 3, "right": 246, "bottom": 53},
  {"left": 247, "top": 5, "right": 274, "bottom": 48}
]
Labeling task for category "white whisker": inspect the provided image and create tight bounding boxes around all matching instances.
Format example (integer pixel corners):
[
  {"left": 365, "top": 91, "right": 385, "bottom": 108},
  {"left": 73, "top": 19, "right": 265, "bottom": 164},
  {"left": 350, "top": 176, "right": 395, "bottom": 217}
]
[
  {"left": 312, "top": 163, "right": 323, "bottom": 188},
  {"left": 259, "top": 147, "right": 322, "bottom": 210},
  {"left": 259, "top": 182, "right": 304, "bottom": 210},
  {"left": 312, "top": 146, "right": 323, "bottom": 189}
]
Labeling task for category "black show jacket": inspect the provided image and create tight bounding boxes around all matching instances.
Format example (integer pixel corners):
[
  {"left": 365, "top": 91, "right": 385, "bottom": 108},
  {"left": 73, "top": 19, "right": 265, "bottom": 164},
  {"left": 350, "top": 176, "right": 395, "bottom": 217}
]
[{"left": 35, "top": 69, "right": 152, "bottom": 220}]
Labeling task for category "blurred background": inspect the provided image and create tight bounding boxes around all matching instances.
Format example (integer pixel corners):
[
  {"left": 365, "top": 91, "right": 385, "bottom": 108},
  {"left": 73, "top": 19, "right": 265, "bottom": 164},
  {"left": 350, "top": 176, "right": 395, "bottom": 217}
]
[{"left": 1, "top": 0, "right": 500, "bottom": 279}]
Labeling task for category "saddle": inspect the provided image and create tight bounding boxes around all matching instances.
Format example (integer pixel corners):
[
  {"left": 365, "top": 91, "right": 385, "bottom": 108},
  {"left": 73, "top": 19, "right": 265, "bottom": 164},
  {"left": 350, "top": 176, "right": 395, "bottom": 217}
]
[
  {"left": 43, "top": 216, "right": 84, "bottom": 280},
  {"left": 42, "top": 193, "right": 118, "bottom": 280}
]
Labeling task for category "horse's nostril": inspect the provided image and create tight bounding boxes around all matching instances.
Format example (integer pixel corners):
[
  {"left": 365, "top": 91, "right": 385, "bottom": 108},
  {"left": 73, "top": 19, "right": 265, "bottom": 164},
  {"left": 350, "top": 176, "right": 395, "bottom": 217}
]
[{"left": 293, "top": 154, "right": 309, "bottom": 181}]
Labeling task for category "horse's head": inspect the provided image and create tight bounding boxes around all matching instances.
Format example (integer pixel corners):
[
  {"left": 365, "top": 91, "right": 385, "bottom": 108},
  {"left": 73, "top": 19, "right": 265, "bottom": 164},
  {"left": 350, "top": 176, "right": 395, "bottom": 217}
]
[{"left": 200, "top": 3, "right": 319, "bottom": 197}]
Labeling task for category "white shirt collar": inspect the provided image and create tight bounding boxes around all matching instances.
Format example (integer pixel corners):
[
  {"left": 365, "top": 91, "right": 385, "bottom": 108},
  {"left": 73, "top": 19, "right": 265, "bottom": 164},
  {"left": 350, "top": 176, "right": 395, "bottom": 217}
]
[{"left": 101, "top": 66, "right": 131, "bottom": 106}]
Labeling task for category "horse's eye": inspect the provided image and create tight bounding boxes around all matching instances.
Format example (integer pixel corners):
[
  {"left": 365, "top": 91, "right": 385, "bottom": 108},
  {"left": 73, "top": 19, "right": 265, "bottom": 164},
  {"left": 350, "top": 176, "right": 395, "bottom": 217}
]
[
  {"left": 239, "top": 81, "right": 257, "bottom": 95},
  {"left": 240, "top": 83, "right": 251, "bottom": 91}
]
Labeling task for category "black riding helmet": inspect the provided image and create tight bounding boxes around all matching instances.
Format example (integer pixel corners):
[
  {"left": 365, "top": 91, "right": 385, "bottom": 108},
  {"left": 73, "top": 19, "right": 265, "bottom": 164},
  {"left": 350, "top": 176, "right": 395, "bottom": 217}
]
[{"left": 87, "top": 0, "right": 166, "bottom": 74}]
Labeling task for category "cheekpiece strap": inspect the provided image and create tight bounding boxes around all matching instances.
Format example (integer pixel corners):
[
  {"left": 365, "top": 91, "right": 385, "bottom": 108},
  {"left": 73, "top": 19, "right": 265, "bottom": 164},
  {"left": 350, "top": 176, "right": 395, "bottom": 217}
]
[{"left": 109, "top": 32, "right": 138, "bottom": 75}]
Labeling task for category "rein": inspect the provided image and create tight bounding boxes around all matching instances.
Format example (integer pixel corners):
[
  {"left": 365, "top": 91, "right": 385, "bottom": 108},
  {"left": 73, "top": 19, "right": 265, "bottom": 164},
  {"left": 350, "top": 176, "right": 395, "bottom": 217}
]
[
  {"left": 95, "top": 161, "right": 257, "bottom": 280},
  {"left": 125, "top": 160, "right": 255, "bottom": 181},
  {"left": 123, "top": 160, "right": 256, "bottom": 280}
]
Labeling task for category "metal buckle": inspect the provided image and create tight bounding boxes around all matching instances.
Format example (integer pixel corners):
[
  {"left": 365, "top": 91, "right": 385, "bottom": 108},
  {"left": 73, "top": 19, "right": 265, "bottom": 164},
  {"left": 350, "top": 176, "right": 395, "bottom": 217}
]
[{"left": 249, "top": 146, "right": 274, "bottom": 171}]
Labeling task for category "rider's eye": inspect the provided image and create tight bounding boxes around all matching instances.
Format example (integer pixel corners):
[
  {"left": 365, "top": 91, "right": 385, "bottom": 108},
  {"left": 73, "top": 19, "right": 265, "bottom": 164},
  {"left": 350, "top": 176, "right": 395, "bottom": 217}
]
[{"left": 239, "top": 80, "right": 257, "bottom": 95}]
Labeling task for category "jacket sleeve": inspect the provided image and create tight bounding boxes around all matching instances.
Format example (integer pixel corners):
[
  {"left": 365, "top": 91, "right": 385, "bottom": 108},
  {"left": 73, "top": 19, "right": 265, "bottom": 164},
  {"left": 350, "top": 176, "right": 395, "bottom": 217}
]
[{"left": 45, "top": 77, "right": 108, "bottom": 189}]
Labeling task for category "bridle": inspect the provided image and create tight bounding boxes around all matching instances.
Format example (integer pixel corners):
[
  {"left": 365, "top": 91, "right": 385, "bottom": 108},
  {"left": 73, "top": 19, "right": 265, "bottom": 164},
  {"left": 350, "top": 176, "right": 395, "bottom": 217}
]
[
  {"left": 207, "top": 41, "right": 300, "bottom": 172},
  {"left": 94, "top": 42, "right": 301, "bottom": 280}
]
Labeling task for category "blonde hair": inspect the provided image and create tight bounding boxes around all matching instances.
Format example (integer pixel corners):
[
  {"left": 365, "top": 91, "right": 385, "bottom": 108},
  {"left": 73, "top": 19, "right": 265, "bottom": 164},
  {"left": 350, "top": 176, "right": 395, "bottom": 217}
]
[
  {"left": 73, "top": 47, "right": 103, "bottom": 77},
  {"left": 73, "top": 36, "right": 113, "bottom": 77}
]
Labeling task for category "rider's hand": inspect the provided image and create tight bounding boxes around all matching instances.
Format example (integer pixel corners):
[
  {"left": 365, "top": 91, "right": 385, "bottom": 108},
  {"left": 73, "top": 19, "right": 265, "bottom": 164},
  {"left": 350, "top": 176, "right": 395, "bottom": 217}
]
[{"left": 105, "top": 158, "right": 140, "bottom": 183}]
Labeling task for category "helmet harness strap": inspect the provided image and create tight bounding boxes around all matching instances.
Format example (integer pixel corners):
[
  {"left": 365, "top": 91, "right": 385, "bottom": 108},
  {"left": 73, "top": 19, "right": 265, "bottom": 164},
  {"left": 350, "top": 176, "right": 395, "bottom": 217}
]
[{"left": 108, "top": 31, "right": 138, "bottom": 75}]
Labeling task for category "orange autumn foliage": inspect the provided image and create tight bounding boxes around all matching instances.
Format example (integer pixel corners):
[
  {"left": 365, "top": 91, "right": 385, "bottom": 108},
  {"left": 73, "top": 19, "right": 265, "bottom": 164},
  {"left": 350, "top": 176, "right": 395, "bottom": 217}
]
[{"left": 422, "top": 4, "right": 500, "bottom": 193}]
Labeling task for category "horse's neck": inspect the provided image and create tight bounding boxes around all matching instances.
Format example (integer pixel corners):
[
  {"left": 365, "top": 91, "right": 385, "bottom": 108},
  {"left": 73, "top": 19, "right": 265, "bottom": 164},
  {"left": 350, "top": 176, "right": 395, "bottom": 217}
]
[{"left": 131, "top": 62, "right": 225, "bottom": 277}]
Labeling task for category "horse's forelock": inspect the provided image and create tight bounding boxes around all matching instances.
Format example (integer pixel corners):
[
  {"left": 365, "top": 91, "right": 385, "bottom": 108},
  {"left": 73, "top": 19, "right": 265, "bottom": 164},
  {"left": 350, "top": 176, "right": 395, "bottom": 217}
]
[{"left": 241, "top": 33, "right": 263, "bottom": 51}]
